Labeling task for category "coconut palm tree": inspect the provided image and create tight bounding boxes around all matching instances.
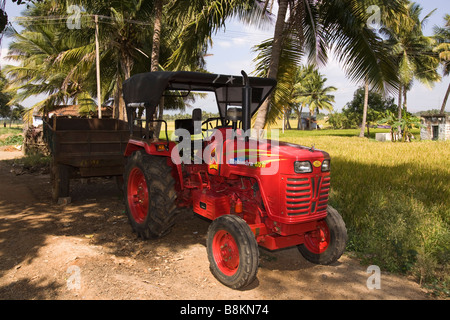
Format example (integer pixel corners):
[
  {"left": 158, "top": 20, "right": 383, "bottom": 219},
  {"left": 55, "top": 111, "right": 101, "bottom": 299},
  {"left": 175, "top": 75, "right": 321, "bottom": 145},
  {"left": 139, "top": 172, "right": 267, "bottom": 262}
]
[
  {"left": 4, "top": 1, "right": 96, "bottom": 121},
  {"left": 252, "top": 33, "right": 304, "bottom": 127},
  {"left": 251, "top": 0, "right": 406, "bottom": 134},
  {"left": 165, "top": 0, "right": 272, "bottom": 71},
  {"left": 293, "top": 67, "right": 336, "bottom": 130},
  {"left": 382, "top": 2, "right": 441, "bottom": 119},
  {"left": 4, "top": 0, "right": 207, "bottom": 123},
  {"left": 290, "top": 65, "right": 316, "bottom": 130},
  {"left": 254, "top": 47, "right": 335, "bottom": 131},
  {"left": 434, "top": 14, "right": 450, "bottom": 113},
  {"left": 359, "top": 76, "right": 370, "bottom": 138},
  {"left": 83, "top": 0, "right": 155, "bottom": 120}
]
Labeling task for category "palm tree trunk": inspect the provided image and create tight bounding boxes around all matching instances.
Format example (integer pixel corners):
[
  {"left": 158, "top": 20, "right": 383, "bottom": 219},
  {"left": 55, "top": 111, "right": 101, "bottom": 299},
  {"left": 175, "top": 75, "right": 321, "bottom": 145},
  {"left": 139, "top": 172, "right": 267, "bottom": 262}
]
[
  {"left": 119, "top": 54, "right": 133, "bottom": 121},
  {"left": 151, "top": 1, "right": 162, "bottom": 73},
  {"left": 285, "top": 108, "right": 291, "bottom": 129},
  {"left": 253, "top": 0, "right": 289, "bottom": 136},
  {"left": 299, "top": 106, "right": 304, "bottom": 130},
  {"left": 151, "top": 0, "right": 164, "bottom": 138},
  {"left": 403, "top": 87, "right": 407, "bottom": 111},
  {"left": 397, "top": 84, "right": 402, "bottom": 139},
  {"left": 440, "top": 82, "right": 450, "bottom": 114},
  {"left": 113, "top": 72, "right": 126, "bottom": 121},
  {"left": 359, "top": 76, "right": 369, "bottom": 138}
]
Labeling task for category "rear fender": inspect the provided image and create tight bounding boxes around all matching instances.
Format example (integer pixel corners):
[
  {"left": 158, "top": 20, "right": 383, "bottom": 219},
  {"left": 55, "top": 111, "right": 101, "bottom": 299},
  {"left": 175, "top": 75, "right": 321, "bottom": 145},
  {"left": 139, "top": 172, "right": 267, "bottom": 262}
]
[{"left": 124, "top": 139, "right": 184, "bottom": 189}]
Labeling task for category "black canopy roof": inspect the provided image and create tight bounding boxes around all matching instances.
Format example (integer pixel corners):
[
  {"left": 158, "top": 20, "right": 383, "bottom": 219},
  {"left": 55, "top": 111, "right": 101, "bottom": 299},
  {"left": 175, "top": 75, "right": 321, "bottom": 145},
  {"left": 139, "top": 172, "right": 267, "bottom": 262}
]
[{"left": 122, "top": 71, "right": 277, "bottom": 118}]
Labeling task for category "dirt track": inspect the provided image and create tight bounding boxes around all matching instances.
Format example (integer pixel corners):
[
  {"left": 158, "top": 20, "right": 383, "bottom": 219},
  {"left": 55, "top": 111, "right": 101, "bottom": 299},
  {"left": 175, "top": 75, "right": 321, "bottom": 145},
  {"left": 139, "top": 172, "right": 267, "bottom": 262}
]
[{"left": 0, "top": 150, "right": 435, "bottom": 300}]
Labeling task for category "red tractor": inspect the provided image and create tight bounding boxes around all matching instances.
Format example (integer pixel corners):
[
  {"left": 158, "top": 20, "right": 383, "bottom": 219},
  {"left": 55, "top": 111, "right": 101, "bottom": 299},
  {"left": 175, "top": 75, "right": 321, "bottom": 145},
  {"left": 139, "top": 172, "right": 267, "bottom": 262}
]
[{"left": 122, "top": 71, "right": 347, "bottom": 289}]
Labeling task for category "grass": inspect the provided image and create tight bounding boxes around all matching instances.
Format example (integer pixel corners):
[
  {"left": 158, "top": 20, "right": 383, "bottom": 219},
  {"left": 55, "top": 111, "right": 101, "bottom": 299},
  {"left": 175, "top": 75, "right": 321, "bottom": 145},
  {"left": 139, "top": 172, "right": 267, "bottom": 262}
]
[
  {"left": 0, "top": 126, "right": 23, "bottom": 147},
  {"left": 279, "top": 132, "right": 449, "bottom": 297}
]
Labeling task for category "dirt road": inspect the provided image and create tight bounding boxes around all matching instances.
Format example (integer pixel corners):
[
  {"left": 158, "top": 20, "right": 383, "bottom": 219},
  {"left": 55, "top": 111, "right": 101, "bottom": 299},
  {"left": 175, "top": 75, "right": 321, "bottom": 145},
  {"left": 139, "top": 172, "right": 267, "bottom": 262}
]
[{"left": 0, "top": 150, "right": 434, "bottom": 300}]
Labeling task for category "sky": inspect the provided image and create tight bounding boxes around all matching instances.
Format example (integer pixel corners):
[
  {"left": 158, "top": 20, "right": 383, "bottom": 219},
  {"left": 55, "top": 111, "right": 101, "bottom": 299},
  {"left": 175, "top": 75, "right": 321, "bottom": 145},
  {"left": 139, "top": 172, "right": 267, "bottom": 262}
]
[{"left": 1, "top": 0, "right": 449, "bottom": 114}]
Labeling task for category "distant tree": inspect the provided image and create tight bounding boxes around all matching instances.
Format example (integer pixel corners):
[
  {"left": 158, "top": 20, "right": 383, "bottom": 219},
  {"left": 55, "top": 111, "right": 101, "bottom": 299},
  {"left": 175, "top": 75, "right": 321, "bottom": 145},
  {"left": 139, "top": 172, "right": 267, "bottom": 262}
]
[
  {"left": 343, "top": 87, "right": 397, "bottom": 136},
  {"left": 294, "top": 67, "right": 336, "bottom": 130},
  {"left": 382, "top": 2, "right": 440, "bottom": 121},
  {"left": 378, "top": 109, "right": 422, "bottom": 142},
  {"left": 326, "top": 112, "right": 346, "bottom": 130},
  {"left": 433, "top": 14, "right": 450, "bottom": 113},
  {"left": 0, "top": 72, "right": 13, "bottom": 121},
  {"left": 251, "top": 0, "right": 405, "bottom": 133}
]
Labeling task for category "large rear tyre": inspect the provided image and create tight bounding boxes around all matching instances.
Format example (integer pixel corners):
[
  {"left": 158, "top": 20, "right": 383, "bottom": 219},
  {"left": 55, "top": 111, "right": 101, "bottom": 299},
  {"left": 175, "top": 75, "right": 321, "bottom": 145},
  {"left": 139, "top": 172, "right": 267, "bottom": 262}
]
[
  {"left": 124, "top": 150, "right": 178, "bottom": 239},
  {"left": 297, "top": 205, "right": 347, "bottom": 265},
  {"left": 206, "top": 215, "right": 259, "bottom": 289}
]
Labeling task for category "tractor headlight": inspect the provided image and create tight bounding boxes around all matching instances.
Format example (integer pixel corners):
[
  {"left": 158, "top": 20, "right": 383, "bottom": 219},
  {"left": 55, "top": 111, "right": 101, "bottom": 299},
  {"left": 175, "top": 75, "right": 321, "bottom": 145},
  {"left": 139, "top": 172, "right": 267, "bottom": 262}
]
[
  {"left": 322, "top": 159, "right": 331, "bottom": 172},
  {"left": 294, "top": 161, "right": 312, "bottom": 174}
]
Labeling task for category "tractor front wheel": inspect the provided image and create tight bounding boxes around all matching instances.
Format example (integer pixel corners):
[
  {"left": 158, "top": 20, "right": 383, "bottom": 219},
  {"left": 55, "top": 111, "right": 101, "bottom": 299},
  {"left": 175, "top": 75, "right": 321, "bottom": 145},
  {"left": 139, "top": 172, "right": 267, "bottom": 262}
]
[
  {"left": 297, "top": 205, "right": 347, "bottom": 265},
  {"left": 206, "top": 215, "right": 259, "bottom": 289}
]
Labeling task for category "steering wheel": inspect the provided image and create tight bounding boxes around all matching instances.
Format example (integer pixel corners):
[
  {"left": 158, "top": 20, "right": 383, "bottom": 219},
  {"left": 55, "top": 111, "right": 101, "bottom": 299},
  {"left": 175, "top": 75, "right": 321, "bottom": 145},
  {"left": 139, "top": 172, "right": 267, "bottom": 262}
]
[{"left": 201, "top": 118, "right": 230, "bottom": 139}]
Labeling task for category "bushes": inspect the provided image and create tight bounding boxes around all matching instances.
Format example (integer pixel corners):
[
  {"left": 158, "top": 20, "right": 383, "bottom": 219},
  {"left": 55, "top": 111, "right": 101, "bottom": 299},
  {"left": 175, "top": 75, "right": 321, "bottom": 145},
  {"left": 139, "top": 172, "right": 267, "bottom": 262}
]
[{"left": 0, "top": 134, "right": 23, "bottom": 146}]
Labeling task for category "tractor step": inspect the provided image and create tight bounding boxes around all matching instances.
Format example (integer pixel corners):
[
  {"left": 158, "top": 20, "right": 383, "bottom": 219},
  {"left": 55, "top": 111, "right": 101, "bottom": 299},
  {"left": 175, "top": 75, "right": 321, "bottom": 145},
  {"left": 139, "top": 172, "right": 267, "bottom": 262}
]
[{"left": 258, "top": 234, "right": 305, "bottom": 251}]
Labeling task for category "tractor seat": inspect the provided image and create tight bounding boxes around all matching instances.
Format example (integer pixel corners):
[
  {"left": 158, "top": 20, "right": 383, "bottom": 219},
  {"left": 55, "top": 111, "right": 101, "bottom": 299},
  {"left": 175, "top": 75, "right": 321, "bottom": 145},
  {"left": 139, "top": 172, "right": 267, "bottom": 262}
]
[{"left": 226, "top": 107, "right": 242, "bottom": 122}]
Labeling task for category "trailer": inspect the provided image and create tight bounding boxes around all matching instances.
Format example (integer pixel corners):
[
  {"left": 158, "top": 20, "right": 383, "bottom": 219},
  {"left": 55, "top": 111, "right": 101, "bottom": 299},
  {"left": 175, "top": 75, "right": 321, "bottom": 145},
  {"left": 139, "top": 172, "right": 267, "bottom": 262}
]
[{"left": 44, "top": 117, "right": 133, "bottom": 202}]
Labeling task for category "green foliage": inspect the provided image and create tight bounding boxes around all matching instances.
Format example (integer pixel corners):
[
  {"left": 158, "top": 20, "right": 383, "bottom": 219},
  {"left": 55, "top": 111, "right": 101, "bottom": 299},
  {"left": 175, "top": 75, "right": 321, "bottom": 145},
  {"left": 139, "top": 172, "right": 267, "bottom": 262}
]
[
  {"left": 4, "top": 0, "right": 209, "bottom": 122},
  {"left": 396, "top": 110, "right": 424, "bottom": 142},
  {"left": 378, "top": 109, "right": 423, "bottom": 142},
  {"left": 0, "top": 134, "right": 23, "bottom": 146},
  {"left": 252, "top": 35, "right": 305, "bottom": 126},
  {"left": 433, "top": 14, "right": 450, "bottom": 77},
  {"left": 293, "top": 67, "right": 336, "bottom": 115},
  {"left": 326, "top": 112, "right": 351, "bottom": 130},
  {"left": 342, "top": 86, "right": 397, "bottom": 128},
  {"left": 382, "top": 2, "right": 441, "bottom": 109}
]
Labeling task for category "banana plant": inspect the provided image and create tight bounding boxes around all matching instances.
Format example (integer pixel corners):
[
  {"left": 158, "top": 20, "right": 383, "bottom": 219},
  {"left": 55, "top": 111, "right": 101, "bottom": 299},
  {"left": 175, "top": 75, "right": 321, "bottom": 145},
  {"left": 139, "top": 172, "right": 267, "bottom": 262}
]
[{"left": 379, "top": 109, "right": 423, "bottom": 142}]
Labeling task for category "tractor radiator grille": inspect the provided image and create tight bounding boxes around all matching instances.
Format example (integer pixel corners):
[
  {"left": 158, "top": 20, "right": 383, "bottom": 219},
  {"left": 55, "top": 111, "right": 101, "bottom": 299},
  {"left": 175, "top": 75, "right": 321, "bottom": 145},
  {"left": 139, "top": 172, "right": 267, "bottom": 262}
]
[
  {"left": 317, "top": 176, "right": 330, "bottom": 212},
  {"left": 284, "top": 176, "right": 330, "bottom": 216}
]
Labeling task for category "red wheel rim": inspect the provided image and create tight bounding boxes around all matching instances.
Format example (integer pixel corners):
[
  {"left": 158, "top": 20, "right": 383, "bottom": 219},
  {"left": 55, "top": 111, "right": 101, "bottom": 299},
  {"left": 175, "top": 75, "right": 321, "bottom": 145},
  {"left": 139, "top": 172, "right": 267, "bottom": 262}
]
[
  {"left": 304, "top": 220, "right": 330, "bottom": 254},
  {"left": 127, "top": 167, "right": 149, "bottom": 224},
  {"left": 212, "top": 230, "right": 240, "bottom": 276}
]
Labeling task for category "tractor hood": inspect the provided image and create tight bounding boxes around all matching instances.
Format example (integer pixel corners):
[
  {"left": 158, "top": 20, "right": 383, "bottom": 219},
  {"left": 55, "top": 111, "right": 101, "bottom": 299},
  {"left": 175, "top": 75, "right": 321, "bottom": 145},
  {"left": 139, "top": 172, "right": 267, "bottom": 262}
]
[
  {"left": 222, "top": 138, "right": 330, "bottom": 173},
  {"left": 226, "top": 139, "right": 329, "bottom": 160},
  {"left": 273, "top": 141, "right": 330, "bottom": 160},
  {"left": 259, "top": 140, "right": 330, "bottom": 173},
  {"left": 254, "top": 140, "right": 330, "bottom": 175}
]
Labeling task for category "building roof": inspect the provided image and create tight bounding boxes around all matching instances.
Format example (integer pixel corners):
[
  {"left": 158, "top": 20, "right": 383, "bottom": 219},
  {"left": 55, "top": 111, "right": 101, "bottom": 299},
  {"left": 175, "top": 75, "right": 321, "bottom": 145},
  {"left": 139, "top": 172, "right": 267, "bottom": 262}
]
[
  {"left": 48, "top": 105, "right": 81, "bottom": 117},
  {"left": 420, "top": 114, "right": 449, "bottom": 119}
]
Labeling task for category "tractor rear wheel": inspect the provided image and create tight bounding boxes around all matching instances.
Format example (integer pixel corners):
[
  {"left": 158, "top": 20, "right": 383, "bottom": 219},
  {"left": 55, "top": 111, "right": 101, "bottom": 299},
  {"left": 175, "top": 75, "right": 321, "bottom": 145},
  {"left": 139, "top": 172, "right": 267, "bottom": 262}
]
[
  {"left": 297, "top": 205, "right": 347, "bottom": 265},
  {"left": 124, "top": 150, "right": 178, "bottom": 239},
  {"left": 206, "top": 215, "right": 259, "bottom": 289}
]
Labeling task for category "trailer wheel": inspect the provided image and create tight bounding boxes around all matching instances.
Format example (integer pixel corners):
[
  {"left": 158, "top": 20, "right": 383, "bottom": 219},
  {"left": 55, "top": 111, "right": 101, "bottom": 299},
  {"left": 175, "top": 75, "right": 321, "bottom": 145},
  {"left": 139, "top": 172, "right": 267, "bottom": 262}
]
[
  {"left": 298, "top": 206, "right": 347, "bottom": 265},
  {"left": 124, "top": 150, "right": 178, "bottom": 239},
  {"left": 206, "top": 215, "right": 259, "bottom": 289}
]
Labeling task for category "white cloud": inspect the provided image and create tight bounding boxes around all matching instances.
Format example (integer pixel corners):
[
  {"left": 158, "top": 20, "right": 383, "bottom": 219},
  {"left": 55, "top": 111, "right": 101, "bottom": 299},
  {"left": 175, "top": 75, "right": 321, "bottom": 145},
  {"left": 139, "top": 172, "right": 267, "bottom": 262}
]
[
  {"left": 231, "top": 37, "right": 247, "bottom": 46},
  {"left": 216, "top": 40, "right": 232, "bottom": 48}
]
